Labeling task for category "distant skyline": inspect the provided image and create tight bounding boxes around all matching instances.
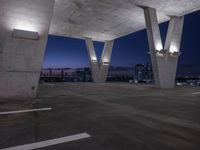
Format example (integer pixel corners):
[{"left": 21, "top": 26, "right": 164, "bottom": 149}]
[{"left": 43, "top": 10, "right": 200, "bottom": 70}]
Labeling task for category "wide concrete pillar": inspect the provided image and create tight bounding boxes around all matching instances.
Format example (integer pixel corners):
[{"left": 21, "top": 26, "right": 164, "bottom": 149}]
[
  {"left": 0, "top": 0, "right": 55, "bottom": 98},
  {"left": 144, "top": 7, "right": 184, "bottom": 88},
  {"left": 85, "top": 38, "right": 114, "bottom": 83}
]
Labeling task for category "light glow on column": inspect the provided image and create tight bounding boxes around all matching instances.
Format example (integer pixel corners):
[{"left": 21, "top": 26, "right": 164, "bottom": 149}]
[
  {"left": 169, "top": 44, "right": 178, "bottom": 53},
  {"left": 156, "top": 43, "right": 163, "bottom": 51},
  {"left": 102, "top": 58, "right": 109, "bottom": 63},
  {"left": 5, "top": 17, "right": 41, "bottom": 33},
  {"left": 14, "top": 21, "right": 38, "bottom": 32},
  {"left": 91, "top": 56, "right": 97, "bottom": 62}
]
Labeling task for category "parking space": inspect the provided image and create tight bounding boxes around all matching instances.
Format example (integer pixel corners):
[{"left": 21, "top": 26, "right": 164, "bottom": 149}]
[{"left": 0, "top": 83, "right": 200, "bottom": 150}]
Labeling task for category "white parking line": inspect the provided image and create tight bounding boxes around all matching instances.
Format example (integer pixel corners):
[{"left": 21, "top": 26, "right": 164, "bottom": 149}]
[
  {"left": 0, "top": 108, "right": 52, "bottom": 115},
  {"left": 192, "top": 92, "right": 200, "bottom": 95},
  {"left": 1, "top": 133, "right": 91, "bottom": 150}
]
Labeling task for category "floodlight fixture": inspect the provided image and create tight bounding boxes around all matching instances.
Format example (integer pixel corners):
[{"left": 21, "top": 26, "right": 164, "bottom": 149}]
[{"left": 13, "top": 29, "right": 39, "bottom": 40}]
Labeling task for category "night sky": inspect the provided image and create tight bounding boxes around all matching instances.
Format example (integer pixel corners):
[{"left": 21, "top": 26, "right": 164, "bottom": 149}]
[{"left": 43, "top": 10, "right": 200, "bottom": 69}]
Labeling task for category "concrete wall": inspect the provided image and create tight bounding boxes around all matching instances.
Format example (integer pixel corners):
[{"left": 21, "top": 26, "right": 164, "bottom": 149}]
[{"left": 0, "top": 0, "right": 55, "bottom": 98}]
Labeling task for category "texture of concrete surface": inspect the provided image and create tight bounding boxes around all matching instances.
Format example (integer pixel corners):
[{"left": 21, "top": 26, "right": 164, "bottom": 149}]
[
  {"left": 144, "top": 8, "right": 184, "bottom": 89},
  {"left": 0, "top": 0, "right": 55, "bottom": 98},
  {"left": 50, "top": 0, "right": 200, "bottom": 41},
  {"left": 0, "top": 83, "right": 200, "bottom": 150},
  {"left": 85, "top": 38, "right": 114, "bottom": 83},
  {"left": 1, "top": 0, "right": 200, "bottom": 98}
]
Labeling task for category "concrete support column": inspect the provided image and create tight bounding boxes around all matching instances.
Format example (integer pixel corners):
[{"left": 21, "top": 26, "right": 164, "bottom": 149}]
[
  {"left": 144, "top": 7, "right": 184, "bottom": 88},
  {"left": 85, "top": 38, "right": 114, "bottom": 83},
  {"left": 0, "top": 0, "right": 55, "bottom": 98}
]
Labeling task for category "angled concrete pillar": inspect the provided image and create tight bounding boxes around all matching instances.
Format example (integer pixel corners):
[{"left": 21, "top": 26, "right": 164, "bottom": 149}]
[
  {"left": 144, "top": 7, "right": 184, "bottom": 88},
  {"left": 0, "top": 0, "right": 55, "bottom": 98},
  {"left": 85, "top": 38, "right": 114, "bottom": 83}
]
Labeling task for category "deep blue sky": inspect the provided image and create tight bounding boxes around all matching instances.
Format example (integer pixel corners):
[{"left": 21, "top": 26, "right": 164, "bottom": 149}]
[{"left": 43, "top": 10, "right": 200, "bottom": 69}]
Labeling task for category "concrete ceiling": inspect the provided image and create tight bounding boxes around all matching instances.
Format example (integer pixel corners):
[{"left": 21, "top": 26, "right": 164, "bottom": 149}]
[{"left": 50, "top": 0, "right": 200, "bottom": 41}]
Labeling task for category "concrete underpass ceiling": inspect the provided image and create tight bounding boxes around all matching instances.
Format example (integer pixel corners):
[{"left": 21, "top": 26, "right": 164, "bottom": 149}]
[{"left": 50, "top": 0, "right": 200, "bottom": 41}]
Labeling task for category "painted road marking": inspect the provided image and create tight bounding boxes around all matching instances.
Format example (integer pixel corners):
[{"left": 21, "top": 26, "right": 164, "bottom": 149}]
[
  {"left": 0, "top": 108, "right": 52, "bottom": 115},
  {"left": 192, "top": 92, "right": 200, "bottom": 95},
  {"left": 1, "top": 133, "right": 91, "bottom": 150}
]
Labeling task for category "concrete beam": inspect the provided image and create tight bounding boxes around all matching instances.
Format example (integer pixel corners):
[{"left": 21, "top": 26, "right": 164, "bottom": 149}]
[
  {"left": 85, "top": 38, "right": 114, "bottom": 83},
  {"left": 144, "top": 8, "right": 162, "bottom": 87},
  {"left": 144, "top": 7, "right": 184, "bottom": 88},
  {"left": 165, "top": 16, "right": 184, "bottom": 53},
  {"left": 0, "top": 0, "right": 55, "bottom": 98}
]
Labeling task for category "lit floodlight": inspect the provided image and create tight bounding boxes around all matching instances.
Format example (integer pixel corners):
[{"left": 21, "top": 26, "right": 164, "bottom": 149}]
[
  {"left": 169, "top": 45, "right": 178, "bottom": 53},
  {"left": 13, "top": 29, "right": 39, "bottom": 40},
  {"left": 5, "top": 16, "right": 40, "bottom": 33},
  {"left": 91, "top": 56, "right": 97, "bottom": 62},
  {"left": 155, "top": 43, "right": 163, "bottom": 51},
  {"left": 91, "top": 58, "right": 98, "bottom": 63}
]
